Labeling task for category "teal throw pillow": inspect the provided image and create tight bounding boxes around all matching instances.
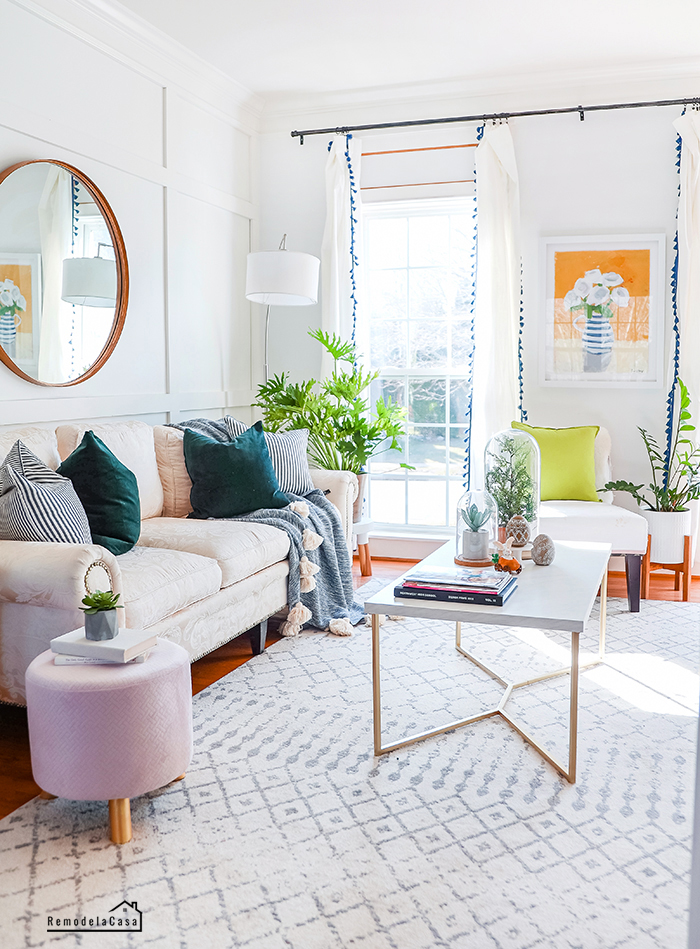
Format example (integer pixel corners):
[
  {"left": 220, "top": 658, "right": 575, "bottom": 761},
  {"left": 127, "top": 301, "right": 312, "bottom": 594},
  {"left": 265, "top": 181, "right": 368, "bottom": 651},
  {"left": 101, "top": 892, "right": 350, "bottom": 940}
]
[
  {"left": 183, "top": 421, "right": 290, "bottom": 518},
  {"left": 57, "top": 431, "right": 141, "bottom": 555}
]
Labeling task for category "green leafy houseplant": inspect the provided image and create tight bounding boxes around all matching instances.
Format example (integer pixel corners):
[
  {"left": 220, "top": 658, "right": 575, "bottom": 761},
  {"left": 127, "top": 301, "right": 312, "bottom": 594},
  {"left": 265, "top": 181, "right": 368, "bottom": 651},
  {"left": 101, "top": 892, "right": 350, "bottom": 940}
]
[
  {"left": 601, "top": 377, "right": 700, "bottom": 512},
  {"left": 485, "top": 434, "right": 537, "bottom": 527},
  {"left": 460, "top": 504, "right": 491, "bottom": 531},
  {"left": 80, "top": 590, "right": 123, "bottom": 642},
  {"left": 254, "top": 329, "right": 409, "bottom": 475}
]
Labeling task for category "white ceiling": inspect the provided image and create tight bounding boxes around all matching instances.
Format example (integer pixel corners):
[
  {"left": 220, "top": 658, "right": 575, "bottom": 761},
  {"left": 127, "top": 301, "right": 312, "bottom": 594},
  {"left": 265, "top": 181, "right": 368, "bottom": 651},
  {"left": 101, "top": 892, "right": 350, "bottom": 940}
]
[{"left": 116, "top": 0, "right": 700, "bottom": 99}]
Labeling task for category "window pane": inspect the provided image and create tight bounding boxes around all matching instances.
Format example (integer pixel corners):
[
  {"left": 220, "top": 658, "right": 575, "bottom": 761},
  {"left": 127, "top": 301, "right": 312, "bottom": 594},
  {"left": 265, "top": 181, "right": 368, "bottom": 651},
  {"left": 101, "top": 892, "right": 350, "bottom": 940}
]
[
  {"left": 409, "top": 268, "right": 448, "bottom": 320},
  {"left": 409, "top": 321, "right": 448, "bottom": 370},
  {"left": 367, "top": 217, "right": 407, "bottom": 269},
  {"left": 407, "top": 425, "right": 446, "bottom": 475},
  {"left": 369, "top": 269, "right": 407, "bottom": 320},
  {"left": 370, "top": 479, "right": 406, "bottom": 524},
  {"left": 371, "top": 377, "right": 405, "bottom": 409},
  {"left": 451, "top": 321, "right": 474, "bottom": 372},
  {"left": 449, "top": 379, "right": 470, "bottom": 423},
  {"left": 368, "top": 434, "right": 406, "bottom": 474},
  {"left": 370, "top": 320, "right": 407, "bottom": 370},
  {"left": 408, "top": 480, "right": 447, "bottom": 526},
  {"left": 449, "top": 426, "right": 468, "bottom": 477},
  {"left": 409, "top": 378, "right": 446, "bottom": 423},
  {"left": 448, "top": 479, "right": 465, "bottom": 526},
  {"left": 409, "top": 215, "right": 449, "bottom": 267}
]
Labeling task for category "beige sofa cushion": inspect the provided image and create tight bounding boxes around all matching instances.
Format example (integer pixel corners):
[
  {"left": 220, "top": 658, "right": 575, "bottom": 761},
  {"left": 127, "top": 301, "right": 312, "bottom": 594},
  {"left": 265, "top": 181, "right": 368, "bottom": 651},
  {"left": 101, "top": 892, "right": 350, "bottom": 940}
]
[
  {"left": 138, "top": 517, "right": 290, "bottom": 588},
  {"left": 57, "top": 421, "right": 164, "bottom": 519},
  {"left": 0, "top": 426, "right": 61, "bottom": 470},
  {"left": 117, "top": 544, "right": 222, "bottom": 629},
  {"left": 153, "top": 426, "right": 192, "bottom": 518}
]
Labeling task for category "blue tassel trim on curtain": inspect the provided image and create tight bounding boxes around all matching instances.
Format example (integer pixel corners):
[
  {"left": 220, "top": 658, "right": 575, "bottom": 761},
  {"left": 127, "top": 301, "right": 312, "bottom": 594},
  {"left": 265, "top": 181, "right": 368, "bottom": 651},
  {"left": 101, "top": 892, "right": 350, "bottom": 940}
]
[
  {"left": 345, "top": 134, "right": 359, "bottom": 347},
  {"left": 463, "top": 123, "right": 485, "bottom": 490},
  {"left": 518, "top": 260, "right": 527, "bottom": 423},
  {"left": 663, "top": 128, "right": 683, "bottom": 487}
]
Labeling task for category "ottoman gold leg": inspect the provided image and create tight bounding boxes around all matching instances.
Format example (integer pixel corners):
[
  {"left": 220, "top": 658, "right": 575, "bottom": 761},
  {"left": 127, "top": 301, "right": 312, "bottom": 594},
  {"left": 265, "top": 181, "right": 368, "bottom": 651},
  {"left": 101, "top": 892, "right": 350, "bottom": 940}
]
[
  {"left": 109, "top": 798, "right": 132, "bottom": 844},
  {"left": 38, "top": 790, "right": 57, "bottom": 800}
]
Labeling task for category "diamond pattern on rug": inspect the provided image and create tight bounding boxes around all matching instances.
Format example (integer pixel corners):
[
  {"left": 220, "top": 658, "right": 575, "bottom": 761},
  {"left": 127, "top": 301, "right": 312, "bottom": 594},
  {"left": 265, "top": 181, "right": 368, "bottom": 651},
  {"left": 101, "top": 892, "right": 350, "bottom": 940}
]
[{"left": 0, "top": 594, "right": 697, "bottom": 948}]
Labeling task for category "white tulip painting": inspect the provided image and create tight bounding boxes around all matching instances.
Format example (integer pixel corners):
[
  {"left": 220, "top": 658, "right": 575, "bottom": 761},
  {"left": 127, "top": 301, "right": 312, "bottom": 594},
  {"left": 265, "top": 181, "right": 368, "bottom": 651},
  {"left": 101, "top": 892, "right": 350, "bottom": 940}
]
[{"left": 543, "top": 235, "right": 664, "bottom": 387}]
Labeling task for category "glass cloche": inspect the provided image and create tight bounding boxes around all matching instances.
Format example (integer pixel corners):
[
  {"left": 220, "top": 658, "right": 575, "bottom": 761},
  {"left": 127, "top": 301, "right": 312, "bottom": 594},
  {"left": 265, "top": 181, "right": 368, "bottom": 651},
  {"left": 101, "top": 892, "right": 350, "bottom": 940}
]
[
  {"left": 455, "top": 487, "right": 498, "bottom": 565},
  {"left": 484, "top": 428, "right": 541, "bottom": 541}
]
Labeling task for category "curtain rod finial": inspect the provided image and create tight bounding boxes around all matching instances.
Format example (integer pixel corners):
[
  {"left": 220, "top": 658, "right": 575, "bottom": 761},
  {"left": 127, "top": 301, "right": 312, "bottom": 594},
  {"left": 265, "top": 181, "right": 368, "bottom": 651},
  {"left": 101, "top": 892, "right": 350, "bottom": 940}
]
[{"left": 578, "top": 106, "right": 585, "bottom": 121}]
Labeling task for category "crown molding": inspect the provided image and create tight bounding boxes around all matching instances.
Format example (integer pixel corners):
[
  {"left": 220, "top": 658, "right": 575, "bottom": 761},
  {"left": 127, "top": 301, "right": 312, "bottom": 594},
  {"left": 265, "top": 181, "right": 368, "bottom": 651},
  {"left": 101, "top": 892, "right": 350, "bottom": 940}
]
[
  {"left": 260, "top": 56, "right": 700, "bottom": 133},
  {"left": 9, "top": 0, "right": 265, "bottom": 131}
]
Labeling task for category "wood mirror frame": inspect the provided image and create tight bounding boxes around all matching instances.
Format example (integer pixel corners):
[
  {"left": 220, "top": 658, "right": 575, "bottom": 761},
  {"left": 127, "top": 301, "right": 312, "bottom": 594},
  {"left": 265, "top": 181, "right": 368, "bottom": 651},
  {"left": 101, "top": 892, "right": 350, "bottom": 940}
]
[{"left": 0, "top": 159, "right": 128, "bottom": 387}]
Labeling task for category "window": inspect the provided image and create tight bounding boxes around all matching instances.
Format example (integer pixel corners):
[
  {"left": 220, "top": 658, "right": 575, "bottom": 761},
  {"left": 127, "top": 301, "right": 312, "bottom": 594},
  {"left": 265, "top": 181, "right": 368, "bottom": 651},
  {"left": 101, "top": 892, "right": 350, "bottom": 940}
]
[{"left": 359, "top": 197, "right": 476, "bottom": 531}]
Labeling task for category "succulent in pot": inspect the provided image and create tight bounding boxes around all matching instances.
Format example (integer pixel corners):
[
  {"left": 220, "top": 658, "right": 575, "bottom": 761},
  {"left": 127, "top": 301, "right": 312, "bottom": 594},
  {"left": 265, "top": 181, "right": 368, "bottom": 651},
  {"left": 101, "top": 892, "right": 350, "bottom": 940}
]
[
  {"left": 455, "top": 488, "right": 498, "bottom": 564},
  {"left": 80, "top": 590, "right": 124, "bottom": 641}
]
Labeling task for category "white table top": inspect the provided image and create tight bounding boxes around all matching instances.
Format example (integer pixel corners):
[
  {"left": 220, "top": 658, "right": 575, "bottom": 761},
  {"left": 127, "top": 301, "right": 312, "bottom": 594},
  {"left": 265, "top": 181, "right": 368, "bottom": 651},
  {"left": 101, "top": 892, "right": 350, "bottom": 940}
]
[{"left": 364, "top": 540, "right": 611, "bottom": 633}]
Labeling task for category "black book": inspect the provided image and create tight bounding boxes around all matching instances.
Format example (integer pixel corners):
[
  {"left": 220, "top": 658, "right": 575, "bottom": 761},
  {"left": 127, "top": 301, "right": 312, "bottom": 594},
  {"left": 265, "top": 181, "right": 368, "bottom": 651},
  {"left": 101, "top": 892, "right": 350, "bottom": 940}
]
[{"left": 393, "top": 576, "right": 517, "bottom": 607}]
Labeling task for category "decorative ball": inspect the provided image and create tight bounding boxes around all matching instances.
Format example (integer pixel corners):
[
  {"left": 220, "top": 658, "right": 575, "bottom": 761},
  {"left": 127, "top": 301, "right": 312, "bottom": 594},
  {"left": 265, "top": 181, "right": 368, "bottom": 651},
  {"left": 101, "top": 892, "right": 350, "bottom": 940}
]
[
  {"left": 506, "top": 515, "right": 530, "bottom": 547},
  {"left": 531, "top": 533, "right": 555, "bottom": 566}
]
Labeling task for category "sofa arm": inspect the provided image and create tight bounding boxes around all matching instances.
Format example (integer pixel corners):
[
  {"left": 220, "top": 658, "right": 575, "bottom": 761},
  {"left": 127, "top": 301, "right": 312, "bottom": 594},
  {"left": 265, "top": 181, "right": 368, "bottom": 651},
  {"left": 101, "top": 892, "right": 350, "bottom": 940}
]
[
  {"left": 0, "top": 541, "right": 122, "bottom": 612},
  {"left": 310, "top": 469, "right": 359, "bottom": 544}
]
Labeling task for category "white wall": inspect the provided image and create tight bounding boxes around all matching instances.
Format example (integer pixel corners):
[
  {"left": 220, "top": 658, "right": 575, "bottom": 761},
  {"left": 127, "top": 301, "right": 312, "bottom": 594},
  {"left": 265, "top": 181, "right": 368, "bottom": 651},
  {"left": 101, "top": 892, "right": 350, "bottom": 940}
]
[{"left": 0, "top": 0, "right": 260, "bottom": 431}]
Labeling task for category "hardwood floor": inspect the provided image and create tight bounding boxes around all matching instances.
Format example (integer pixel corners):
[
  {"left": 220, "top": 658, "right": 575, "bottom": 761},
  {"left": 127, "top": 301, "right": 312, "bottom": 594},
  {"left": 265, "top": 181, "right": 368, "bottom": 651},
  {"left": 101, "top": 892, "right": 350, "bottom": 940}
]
[{"left": 0, "top": 559, "right": 696, "bottom": 822}]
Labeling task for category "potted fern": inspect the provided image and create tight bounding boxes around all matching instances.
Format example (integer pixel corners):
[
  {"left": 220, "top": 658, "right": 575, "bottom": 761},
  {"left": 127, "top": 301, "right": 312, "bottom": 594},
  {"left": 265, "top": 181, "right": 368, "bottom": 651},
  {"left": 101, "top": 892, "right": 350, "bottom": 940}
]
[
  {"left": 81, "top": 590, "right": 124, "bottom": 641},
  {"left": 602, "top": 378, "right": 700, "bottom": 562},
  {"left": 254, "top": 329, "right": 410, "bottom": 518}
]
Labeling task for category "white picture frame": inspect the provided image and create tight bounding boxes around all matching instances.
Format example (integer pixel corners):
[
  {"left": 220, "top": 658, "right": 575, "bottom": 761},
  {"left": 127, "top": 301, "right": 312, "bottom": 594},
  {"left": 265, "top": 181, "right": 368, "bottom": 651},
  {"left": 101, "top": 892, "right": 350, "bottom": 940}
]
[{"left": 540, "top": 233, "right": 666, "bottom": 388}]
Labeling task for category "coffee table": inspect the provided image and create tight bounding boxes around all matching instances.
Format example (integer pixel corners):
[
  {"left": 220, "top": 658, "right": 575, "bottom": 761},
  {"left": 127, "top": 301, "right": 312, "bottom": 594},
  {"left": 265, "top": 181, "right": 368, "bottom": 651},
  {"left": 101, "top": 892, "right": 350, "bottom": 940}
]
[{"left": 364, "top": 540, "right": 611, "bottom": 783}]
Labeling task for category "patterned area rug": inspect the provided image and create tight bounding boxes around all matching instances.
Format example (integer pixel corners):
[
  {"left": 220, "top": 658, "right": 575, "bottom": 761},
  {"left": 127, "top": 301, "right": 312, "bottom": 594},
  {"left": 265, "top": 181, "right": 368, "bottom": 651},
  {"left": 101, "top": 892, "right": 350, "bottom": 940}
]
[{"left": 1, "top": 592, "right": 698, "bottom": 948}]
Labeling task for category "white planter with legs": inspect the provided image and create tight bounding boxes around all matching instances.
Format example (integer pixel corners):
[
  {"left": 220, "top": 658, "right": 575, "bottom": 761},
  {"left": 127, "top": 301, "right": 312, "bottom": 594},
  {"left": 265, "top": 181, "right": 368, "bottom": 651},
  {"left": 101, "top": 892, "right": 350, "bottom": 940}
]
[{"left": 641, "top": 510, "right": 692, "bottom": 563}]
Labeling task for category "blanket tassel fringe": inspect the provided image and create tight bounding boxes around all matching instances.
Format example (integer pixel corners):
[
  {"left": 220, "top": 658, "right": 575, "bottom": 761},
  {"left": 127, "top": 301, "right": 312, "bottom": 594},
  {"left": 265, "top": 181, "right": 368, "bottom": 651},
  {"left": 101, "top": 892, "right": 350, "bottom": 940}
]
[{"left": 280, "top": 602, "right": 313, "bottom": 637}]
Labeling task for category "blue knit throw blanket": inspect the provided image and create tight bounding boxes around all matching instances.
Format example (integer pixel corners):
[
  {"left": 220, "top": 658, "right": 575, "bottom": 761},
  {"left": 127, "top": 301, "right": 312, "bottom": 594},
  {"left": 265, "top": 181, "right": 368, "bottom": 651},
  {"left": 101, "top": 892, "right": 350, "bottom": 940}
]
[{"left": 168, "top": 419, "right": 364, "bottom": 636}]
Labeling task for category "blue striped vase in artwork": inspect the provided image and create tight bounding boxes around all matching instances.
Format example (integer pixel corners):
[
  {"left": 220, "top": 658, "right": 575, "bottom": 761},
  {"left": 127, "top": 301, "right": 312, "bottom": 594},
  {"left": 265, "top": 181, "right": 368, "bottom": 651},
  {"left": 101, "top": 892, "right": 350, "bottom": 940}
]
[
  {"left": 573, "top": 312, "right": 614, "bottom": 372},
  {"left": 0, "top": 311, "right": 19, "bottom": 357}
]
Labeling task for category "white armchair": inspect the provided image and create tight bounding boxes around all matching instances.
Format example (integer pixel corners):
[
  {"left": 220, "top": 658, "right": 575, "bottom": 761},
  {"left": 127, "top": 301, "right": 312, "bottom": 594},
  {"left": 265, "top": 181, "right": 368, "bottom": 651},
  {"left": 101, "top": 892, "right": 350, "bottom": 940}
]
[{"left": 535, "top": 428, "right": 648, "bottom": 611}]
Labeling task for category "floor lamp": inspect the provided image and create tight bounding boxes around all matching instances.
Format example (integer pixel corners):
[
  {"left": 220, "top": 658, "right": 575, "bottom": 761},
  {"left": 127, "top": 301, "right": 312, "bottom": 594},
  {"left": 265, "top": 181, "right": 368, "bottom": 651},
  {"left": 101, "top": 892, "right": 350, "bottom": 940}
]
[{"left": 245, "top": 235, "right": 320, "bottom": 383}]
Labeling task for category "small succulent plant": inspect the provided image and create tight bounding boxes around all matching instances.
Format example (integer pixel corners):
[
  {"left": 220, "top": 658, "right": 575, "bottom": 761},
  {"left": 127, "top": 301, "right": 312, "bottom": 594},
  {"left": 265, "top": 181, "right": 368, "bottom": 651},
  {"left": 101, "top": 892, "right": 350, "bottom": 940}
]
[
  {"left": 460, "top": 504, "right": 491, "bottom": 532},
  {"left": 80, "top": 590, "right": 124, "bottom": 614}
]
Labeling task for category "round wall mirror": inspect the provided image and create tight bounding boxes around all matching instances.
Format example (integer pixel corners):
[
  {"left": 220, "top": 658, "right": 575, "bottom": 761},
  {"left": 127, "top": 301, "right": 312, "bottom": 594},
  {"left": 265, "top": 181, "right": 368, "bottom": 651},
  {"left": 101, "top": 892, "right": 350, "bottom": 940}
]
[{"left": 0, "top": 160, "right": 128, "bottom": 386}]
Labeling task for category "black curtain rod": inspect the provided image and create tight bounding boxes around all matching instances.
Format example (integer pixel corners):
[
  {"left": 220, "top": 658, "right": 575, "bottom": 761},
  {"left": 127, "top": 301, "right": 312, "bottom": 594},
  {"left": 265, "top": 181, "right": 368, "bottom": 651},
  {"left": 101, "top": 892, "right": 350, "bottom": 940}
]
[{"left": 291, "top": 96, "right": 700, "bottom": 143}]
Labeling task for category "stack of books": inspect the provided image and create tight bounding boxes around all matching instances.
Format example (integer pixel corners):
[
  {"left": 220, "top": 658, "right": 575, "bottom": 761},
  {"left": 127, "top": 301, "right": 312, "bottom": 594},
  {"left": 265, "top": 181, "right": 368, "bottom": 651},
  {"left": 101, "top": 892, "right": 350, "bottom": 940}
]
[
  {"left": 394, "top": 565, "right": 517, "bottom": 606},
  {"left": 49, "top": 628, "right": 158, "bottom": 665}
]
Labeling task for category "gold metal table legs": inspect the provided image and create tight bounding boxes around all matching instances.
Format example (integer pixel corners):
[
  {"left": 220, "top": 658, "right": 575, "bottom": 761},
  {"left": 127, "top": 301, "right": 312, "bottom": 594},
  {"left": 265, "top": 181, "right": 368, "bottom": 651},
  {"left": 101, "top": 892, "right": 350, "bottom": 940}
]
[
  {"left": 109, "top": 798, "right": 132, "bottom": 844},
  {"left": 371, "top": 571, "right": 608, "bottom": 784}
]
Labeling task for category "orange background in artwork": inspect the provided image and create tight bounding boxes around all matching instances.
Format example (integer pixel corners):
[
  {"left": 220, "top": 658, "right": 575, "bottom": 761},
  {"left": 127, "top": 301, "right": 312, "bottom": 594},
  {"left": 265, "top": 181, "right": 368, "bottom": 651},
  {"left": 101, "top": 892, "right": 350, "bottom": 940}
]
[
  {"left": 0, "top": 264, "right": 33, "bottom": 333},
  {"left": 553, "top": 249, "right": 650, "bottom": 298}
]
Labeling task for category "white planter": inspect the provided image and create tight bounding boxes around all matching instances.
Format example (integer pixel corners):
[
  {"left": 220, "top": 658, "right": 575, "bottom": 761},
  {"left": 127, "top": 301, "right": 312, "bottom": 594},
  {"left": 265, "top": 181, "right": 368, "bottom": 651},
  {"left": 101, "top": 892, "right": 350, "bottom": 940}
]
[
  {"left": 641, "top": 510, "right": 692, "bottom": 564},
  {"left": 462, "top": 530, "right": 490, "bottom": 561}
]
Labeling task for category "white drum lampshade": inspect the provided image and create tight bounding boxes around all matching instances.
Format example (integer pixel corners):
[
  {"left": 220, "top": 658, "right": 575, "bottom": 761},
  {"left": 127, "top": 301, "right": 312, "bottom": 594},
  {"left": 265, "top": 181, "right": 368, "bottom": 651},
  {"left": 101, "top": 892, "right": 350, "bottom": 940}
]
[
  {"left": 245, "top": 251, "right": 319, "bottom": 306},
  {"left": 61, "top": 257, "right": 117, "bottom": 307}
]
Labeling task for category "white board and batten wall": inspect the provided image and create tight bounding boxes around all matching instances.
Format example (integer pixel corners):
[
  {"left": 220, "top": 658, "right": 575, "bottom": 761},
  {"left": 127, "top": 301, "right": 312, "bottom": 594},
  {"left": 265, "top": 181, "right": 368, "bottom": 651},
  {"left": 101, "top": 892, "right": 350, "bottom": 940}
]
[{"left": 0, "top": 0, "right": 262, "bottom": 434}]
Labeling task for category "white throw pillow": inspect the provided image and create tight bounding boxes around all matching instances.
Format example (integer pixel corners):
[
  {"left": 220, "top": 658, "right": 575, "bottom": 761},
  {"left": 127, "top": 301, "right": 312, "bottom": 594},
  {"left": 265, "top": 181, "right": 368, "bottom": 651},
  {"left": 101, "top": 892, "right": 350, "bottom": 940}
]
[{"left": 224, "top": 418, "right": 315, "bottom": 496}]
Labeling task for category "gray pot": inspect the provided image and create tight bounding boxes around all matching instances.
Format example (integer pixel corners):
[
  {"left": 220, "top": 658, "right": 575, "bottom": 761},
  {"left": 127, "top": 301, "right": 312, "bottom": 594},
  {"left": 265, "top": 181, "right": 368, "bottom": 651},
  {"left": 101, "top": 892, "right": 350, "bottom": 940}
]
[
  {"left": 462, "top": 529, "right": 490, "bottom": 561},
  {"left": 84, "top": 609, "right": 119, "bottom": 641}
]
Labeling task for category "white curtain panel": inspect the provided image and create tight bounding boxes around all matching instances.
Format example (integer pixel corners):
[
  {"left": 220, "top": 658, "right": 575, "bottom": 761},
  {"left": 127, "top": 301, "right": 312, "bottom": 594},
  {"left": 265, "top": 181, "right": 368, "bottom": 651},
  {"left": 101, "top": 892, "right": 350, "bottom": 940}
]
[
  {"left": 320, "top": 136, "right": 362, "bottom": 379},
  {"left": 470, "top": 122, "right": 521, "bottom": 487},
  {"left": 674, "top": 110, "right": 700, "bottom": 419},
  {"left": 37, "top": 166, "right": 73, "bottom": 383}
]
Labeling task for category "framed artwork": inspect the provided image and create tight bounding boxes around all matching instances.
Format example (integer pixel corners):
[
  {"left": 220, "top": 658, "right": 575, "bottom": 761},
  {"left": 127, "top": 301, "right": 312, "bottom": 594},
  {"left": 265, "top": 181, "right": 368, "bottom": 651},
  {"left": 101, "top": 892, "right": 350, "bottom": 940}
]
[
  {"left": 540, "top": 234, "right": 665, "bottom": 388},
  {"left": 0, "top": 253, "right": 41, "bottom": 375}
]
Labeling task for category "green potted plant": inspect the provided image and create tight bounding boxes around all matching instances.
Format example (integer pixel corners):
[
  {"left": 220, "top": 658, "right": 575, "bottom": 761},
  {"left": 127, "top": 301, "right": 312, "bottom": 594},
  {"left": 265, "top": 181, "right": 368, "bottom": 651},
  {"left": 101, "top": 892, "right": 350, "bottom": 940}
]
[
  {"left": 456, "top": 488, "right": 498, "bottom": 564},
  {"left": 484, "top": 431, "right": 539, "bottom": 536},
  {"left": 81, "top": 590, "right": 124, "bottom": 641},
  {"left": 254, "top": 329, "right": 410, "bottom": 518},
  {"left": 601, "top": 377, "right": 700, "bottom": 562}
]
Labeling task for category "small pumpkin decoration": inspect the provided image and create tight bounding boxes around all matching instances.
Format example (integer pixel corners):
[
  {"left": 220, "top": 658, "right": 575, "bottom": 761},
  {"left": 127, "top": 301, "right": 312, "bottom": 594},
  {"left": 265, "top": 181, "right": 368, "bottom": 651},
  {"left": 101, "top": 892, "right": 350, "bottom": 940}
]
[{"left": 491, "top": 538, "right": 522, "bottom": 575}]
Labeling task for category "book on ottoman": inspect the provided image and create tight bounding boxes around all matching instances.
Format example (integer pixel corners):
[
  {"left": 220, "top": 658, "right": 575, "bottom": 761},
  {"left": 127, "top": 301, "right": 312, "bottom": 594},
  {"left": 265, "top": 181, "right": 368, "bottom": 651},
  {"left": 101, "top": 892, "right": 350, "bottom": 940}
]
[{"left": 50, "top": 628, "right": 157, "bottom": 663}]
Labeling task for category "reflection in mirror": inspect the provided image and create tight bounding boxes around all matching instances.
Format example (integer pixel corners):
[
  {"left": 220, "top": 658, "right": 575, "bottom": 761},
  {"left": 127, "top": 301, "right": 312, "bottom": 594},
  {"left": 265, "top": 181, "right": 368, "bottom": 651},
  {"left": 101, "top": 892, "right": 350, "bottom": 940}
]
[{"left": 0, "top": 161, "right": 125, "bottom": 385}]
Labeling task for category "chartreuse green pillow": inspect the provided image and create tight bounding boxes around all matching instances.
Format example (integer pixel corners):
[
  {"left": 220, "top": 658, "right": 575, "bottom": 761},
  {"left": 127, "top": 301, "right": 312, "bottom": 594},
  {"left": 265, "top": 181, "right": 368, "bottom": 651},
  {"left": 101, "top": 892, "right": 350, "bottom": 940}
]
[
  {"left": 57, "top": 430, "right": 141, "bottom": 554},
  {"left": 183, "top": 421, "right": 290, "bottom": 519},
  {"left": 512, "top": 421, "right": 600, "bottom": 502}
]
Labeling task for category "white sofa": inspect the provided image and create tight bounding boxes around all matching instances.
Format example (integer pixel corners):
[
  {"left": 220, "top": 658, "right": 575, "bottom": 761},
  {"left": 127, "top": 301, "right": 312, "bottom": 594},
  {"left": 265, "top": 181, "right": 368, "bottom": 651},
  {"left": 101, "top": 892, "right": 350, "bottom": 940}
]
[
  {"left": 535, "top": 427, "right": 648, "bottom": 611},
  {"left": 0, "top": 420, "right": 358, "bottom": 705}
]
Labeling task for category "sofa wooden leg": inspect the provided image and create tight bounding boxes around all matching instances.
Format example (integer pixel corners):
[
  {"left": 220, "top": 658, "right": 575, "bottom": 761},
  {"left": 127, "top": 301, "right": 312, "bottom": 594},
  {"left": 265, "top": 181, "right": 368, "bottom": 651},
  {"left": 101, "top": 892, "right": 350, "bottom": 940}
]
[
  {"left": 625, "top": 554, "right": 642, "bottom": 612},
  {"left": 248, "top": 618, "right": 268, "bottom": 656}
]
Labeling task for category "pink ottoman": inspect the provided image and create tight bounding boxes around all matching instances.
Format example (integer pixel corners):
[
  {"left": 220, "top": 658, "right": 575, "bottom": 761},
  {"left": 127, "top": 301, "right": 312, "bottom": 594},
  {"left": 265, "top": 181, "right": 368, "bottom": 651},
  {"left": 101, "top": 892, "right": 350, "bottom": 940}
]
[{"left": 26, "top": 639, "right": 192, "bottom": 844}]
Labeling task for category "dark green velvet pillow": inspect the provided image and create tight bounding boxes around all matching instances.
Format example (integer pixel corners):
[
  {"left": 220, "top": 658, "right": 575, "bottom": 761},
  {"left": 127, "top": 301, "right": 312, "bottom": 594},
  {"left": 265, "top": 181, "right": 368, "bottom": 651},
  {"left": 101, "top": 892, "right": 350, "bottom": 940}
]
[
  {"left": 183, "top": 422, "right": 290, "bottom": 518},
  {"left": 57, "top": 431, "right": 141, "bottom": 555}
]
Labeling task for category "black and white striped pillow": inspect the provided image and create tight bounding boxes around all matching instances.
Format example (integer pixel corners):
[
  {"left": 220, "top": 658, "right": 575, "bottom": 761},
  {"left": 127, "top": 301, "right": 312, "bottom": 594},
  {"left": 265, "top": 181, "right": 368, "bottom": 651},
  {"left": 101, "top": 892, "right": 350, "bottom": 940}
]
[
  {"left": 224, "top": 418, "right": 315, "bottom": 496},
  {"left": 0, "top": 440, "right": 92, "bottom": 544}
]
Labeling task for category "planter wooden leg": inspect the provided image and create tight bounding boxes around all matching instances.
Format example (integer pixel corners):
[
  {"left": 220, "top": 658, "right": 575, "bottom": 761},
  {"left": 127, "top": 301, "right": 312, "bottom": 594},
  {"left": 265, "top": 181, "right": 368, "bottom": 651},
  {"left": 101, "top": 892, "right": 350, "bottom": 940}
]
[
  {"left": 682, "top": 535, "right": 691, "bottom": 602},
  {"left": 109, "top": 798, "right": 131, "bottom": 844},
  {"left": 641, "top": 536, "right": 651, "bottom": 600},
  {"left": 674, "top": 571, "right": 681, "bottom": 591}
]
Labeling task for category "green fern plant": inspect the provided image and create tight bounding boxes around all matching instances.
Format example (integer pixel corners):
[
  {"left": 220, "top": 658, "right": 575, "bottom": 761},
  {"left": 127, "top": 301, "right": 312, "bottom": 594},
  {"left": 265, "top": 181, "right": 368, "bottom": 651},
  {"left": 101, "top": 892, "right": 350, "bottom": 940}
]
[{"left": 254, "top": 329, "right": 410, "bottom": 474}]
